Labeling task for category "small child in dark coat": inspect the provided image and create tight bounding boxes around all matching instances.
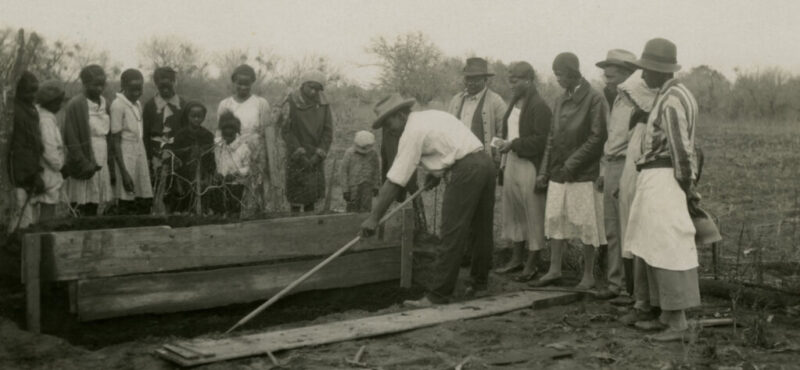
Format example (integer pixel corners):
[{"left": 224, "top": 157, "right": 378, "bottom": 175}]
[
  {"left": 339, "top": 130, "right": 380, "bottom": 212},
  {"left": 163, "top": 101, "right": 216, "bottom": 214}
]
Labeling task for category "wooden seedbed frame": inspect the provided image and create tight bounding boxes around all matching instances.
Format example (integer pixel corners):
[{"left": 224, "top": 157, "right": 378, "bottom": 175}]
[{"left": 21, "top": 209, "right": 414, "bottom": 332}]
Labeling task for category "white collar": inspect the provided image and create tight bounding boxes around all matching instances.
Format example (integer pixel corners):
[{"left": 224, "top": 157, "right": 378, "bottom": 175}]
[{"left": 116, "top": 93, "right": 142, "bottom": 120}]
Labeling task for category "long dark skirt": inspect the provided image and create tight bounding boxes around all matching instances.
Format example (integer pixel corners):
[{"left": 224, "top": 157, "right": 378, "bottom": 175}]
[{"left": 285, "top": 158, "right": 325, "bottom": 206}]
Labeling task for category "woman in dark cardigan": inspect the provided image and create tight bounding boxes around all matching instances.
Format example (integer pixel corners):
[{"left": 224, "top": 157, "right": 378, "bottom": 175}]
[
  {"left": 494, "top": 62, "right": 552, "bottom": 281},
  {"left": 62, "top": 65, "right": 112, "bottom": 217}
]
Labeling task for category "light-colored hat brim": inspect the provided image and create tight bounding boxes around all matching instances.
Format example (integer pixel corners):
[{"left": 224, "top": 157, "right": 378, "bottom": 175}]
[
  {"left": 372, "top": 99, "right": 416, "bottom": 129},
  {"left": 692, "top": 208, "right": 722, "bottom": 245},
  {"left": 632, "top": 59, "right": 681, "bottom": 73},
  {"left": 596, "top": 59, "right": 636, "bottom": 70}
]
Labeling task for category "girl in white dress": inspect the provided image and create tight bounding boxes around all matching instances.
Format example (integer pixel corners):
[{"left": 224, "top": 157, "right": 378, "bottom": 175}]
[{"left": 110, "top": 69, "right": 153, "bottom": 214}]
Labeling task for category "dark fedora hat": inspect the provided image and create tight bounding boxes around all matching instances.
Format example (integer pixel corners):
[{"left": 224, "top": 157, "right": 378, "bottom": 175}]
[
  {"left": 463, "top": 57, "right": 494, "bottom": 77},
  {"left": 372, "top": 94, "right": 416, "bottom": 129},
  {"left": 633, "top": 38, "right": 681, "bottom": 73}
]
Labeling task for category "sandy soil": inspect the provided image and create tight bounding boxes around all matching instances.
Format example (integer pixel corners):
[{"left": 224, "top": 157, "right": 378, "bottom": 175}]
[{"left": 2, "top": 269, "right": 800, "bottom": 370}]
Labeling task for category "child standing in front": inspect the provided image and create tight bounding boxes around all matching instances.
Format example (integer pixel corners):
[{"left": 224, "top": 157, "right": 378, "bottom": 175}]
[
  {"left": 110, "top": 69, "right": 153, "bottom": 214},
  {"left": 163, "top": 101, "right": 216, "bottom": 214},
  {"left": 339, "top": 130, "right": 380, "bottom": 212},
  {"left": 214, "top": 111, "right": 251, "bottom": 216}
]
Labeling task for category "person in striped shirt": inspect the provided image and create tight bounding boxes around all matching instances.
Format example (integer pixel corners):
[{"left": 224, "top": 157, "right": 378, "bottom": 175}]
[{"left": 623, "top": 38, "right": 701, "bottom": 342}]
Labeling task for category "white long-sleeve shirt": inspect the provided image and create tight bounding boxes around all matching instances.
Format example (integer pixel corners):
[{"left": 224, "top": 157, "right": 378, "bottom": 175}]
[
  {"left": 386, "top": 110, "right": 483, "bottom": 187},
  {"left": 215, "top": 135, "right": 251, "bottom": 179}
]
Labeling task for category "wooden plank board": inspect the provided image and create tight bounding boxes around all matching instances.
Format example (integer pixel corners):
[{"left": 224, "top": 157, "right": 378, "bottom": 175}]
[
  {"left": 76, "top": 247, "right": 401, "bottom": 321},
  {"left": 157, "top": 290, "right": 578, "bottom": 367},
  {"left": 23, "top": 234, "right": 42, "bottom": 333},
  {"left": 43, "top": 212, "right": 403, "bottom": 281},
  {"left": 400, "top": 208, "right": 414, "bottom": 288}
]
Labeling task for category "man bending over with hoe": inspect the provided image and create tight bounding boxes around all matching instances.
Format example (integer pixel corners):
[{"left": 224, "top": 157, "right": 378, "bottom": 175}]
[{"left": 361, "top": 94, "right": 497, "bottom": 307}]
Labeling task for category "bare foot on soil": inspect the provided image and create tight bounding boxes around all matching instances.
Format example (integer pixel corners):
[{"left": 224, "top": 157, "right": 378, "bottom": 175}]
[{"left": 574, "top": 277, "right": 596, "bottom": 290}]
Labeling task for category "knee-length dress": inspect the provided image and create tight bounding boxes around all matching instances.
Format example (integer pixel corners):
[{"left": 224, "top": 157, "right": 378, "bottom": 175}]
[
  {"left": 66, "top": 97, "right": 113, "bottom": 205},
  {"left": 501, "top": 107, "right": 546, "bottom": 250},
  {"left": 110, "top": 93, "right": 153, "bottom": 201},
  {"left": 217, "top": 95, "right": 285, "bottom": 211}
]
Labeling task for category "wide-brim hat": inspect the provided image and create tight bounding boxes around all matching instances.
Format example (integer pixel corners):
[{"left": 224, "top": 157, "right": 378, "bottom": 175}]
[
  {"left": 632, "top": 38, "right": 681, "bottom": 73},
  {"left": 463, "top": 57, "right": 494, "bottom": 77},
  {"left": 692, "top": 207, "right": 722, "bottom": 245},
  {"left": 596, "top": 49, "right": 637, "bottom": 70},
  {"left": 372, "top": 94, "right": 416, "bottom": 129}
]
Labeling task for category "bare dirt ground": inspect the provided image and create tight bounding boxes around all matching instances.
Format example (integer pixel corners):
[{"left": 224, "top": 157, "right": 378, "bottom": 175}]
[{"left": 2, "top": 268, "right": 800, "bottom": 370}]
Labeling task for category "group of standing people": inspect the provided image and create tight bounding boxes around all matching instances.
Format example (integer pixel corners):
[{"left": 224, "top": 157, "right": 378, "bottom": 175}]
[
  {"left": 8, "top": 63, "right": 336, "bottom": 227},
  {"left": 8, "top": 34, "right": 712, "bottom": 341},
  {"left": 361, "top": 37, "right": 714, "bottom": 342}
]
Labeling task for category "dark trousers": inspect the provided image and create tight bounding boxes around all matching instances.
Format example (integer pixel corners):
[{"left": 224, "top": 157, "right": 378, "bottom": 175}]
[
  {"left": 428, "top": 151, "right": 496, "bottom": 302},
  {"left": 212, "top": 183, "right": 245, "bottom": 216},
  {"left": 70, "top": 203, "right": 98, "bottom": 217},
  {"left": 118, "top": 198, "right": 153, "bottom": 215},
  {"left": 346, "top": 182, "right": 375, "bottom": 213}
]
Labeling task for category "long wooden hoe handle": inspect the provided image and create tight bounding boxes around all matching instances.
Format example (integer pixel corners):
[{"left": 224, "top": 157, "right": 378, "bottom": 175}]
[{"left": 225, "top": 187, "right": 427, "bottom": 334}]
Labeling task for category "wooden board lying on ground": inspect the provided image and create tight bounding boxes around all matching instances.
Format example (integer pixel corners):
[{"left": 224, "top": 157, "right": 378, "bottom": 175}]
[
  {"left": 40, "top": 212, "right": 402, "bottom": 281},
  {"left": 76, "top": 247, "right": 400, "bottom": 321},
  {"left": 156, "top": 290, "right": 579, "bottom": 367}
]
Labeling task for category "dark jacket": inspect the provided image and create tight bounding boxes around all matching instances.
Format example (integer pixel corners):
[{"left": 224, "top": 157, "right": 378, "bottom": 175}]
[
  {"left": 540, "top": 79, "right": 607, "bottom": 183},
  {"left": 142, "top": 96, "right": 186, "bottom": 165},
  {"left": 62, "top": 94, "right": 112, "bottom": 180},
  {"left": 502, "top": 87, "right": 552, "bottom": 170},
  {"left": 8, "top": 99, "right": 43, "bottom": 188}
]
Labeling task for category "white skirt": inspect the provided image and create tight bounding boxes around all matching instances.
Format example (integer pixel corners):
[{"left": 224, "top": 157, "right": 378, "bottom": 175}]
[
  {"left": 544, "top": 181, "right": 606, "bottom": 247},
  {"left": 66, "top": 137, "right": 113, "bottom": 205},
  {"left": 500, "top": 152, "right": 546, "bottom": 250},
  {"left": 625, "top": 168, "right": 698, "bottom": 271},
  {"left": 114, "top": 139, "right": 153, "bottom": 200},
  {"left": 618, "top": 124, "right": 646, "bottom": 258}
]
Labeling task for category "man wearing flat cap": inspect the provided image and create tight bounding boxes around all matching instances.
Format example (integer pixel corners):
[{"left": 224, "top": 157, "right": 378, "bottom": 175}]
[
  {"left": 362, "top": 94, "right": 496, "bottom": 307},
  {"left": 624, "top": 38, "right": 702, "bottom": 341},
  {"left": 594, "top": 49, "right": 639, "bottom": 300},
  {"left": 448, "top": 57, "right": 507, "bottom": 162}
]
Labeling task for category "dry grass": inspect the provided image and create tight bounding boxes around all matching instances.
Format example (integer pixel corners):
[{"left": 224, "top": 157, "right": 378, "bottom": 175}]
[{"left": 696, "top": 117, "right": 800, "bottom": 287}]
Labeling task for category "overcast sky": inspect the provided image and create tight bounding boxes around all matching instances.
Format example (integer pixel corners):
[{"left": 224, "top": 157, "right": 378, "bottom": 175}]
[{"left": 3, "top": 0, "right": 800, "bottom": 85}]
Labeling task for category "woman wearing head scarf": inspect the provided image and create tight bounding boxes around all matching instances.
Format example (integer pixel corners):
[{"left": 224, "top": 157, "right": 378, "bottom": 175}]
[
  {"left": 63, "top": 64, "right": 113, "bottom": 217},
  {"left": 216, "top": 64, "right": 282, "bottom": 212},
  {"left": 279, "top": 71, "right": 333, "bottom": 213}
]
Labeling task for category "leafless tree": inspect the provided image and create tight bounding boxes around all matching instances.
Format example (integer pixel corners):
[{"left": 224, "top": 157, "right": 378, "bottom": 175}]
[
  {"left": 137, "top": 35, "right": 208, "bottom": 79},
  {"left": 368, "top": 32, "right": 448, "bottom": 105}
]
